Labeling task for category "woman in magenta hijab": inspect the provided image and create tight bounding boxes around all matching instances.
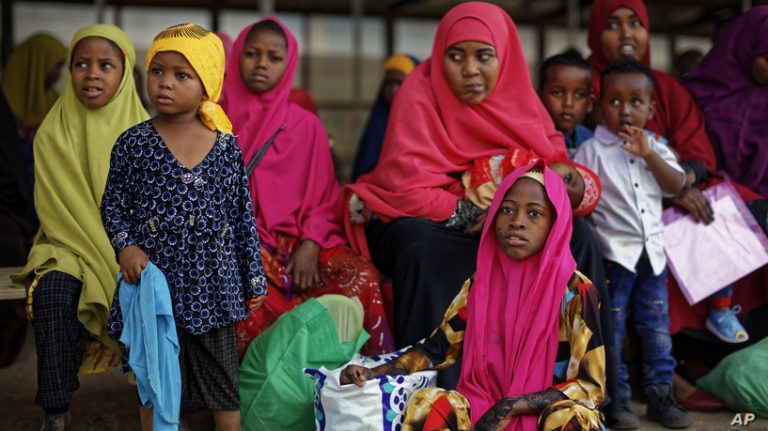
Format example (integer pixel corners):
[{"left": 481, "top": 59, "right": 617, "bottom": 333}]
[
  {"left": 684, "top": 6, "right": 768, "bottom": 197},
  {"left": 341, "top": 163, "right": 606, "bottom": 431},
  {"left": 341, "top": 2, "right": 567, "bottom": 388},
  {"left": 220, "top": 18, "right": 392, "bottom": 356}
]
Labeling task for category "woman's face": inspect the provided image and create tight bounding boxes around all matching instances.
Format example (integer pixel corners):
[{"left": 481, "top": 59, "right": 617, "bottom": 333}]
[
  {"left": 752, "top": 53, "right": 768, "bottom": 85},
  {"left": 443, "top": 41, "right": 499, "bottom": 105},
  {"left": 600, "top": 7, "right": 649, "bottom": 63},
  {"left": 494, "top": 177, "right": 556, "bottom": 260},
  {"left": 239, "top": 29, "right": 288, "bottom": 94}
]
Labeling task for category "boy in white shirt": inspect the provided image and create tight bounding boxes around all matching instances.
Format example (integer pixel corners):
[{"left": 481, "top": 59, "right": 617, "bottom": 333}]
[{"left": 574, "top": 58, "right": 690, "bottom": 430}]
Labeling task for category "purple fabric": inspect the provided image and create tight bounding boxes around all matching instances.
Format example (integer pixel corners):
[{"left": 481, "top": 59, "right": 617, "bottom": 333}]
[{"left": 684, "top": 6, "right": 768, "bottom": 196}]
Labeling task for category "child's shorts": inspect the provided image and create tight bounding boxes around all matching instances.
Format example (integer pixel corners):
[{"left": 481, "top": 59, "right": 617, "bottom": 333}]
[{"left": 179, "top": 325, "right": 239, "bottom": 412}]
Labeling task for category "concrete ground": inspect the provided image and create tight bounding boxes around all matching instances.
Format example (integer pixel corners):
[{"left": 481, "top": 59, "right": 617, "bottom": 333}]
[{"left": 0, "top": 324, "right": 765, "bottom": 431}]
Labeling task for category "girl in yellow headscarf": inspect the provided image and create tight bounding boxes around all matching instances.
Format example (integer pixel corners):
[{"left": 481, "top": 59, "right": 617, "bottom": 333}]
[
  {"left": 10, "top": 24, "right": 148, "bottom": 431},
  {"left": 101, "top": 23, "right": 266, "bottom": 431}
]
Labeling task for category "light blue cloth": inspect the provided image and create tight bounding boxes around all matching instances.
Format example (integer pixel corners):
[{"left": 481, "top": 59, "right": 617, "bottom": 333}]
[{"left": 118, "top": 262, "right": 180, "bottom": 430}]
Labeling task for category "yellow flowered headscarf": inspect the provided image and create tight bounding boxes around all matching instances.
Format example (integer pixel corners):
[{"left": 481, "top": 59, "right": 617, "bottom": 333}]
[
  {"left": 146, "top": 23, "right": 232, "bottom": 133},
  {"left": 0, "top": 33, "right": 67, "bottom": 127}
]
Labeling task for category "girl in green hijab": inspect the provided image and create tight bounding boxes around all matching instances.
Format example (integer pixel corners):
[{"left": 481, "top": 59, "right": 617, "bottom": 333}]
[{"left": 11, "top": 24, "right": 148, "bottom": 431}]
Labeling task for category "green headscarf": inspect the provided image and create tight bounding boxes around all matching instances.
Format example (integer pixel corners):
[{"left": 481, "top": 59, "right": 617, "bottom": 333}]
[
  {"left": 12, "top": 24, "right": 149, "bottom": 349},
  {"left": 0, "top": 33, "right": 67, "bottom": 128}
]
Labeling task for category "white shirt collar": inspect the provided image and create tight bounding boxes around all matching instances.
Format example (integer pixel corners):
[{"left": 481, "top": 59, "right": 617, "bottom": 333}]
[{"left": 594, "top": 125, "right": 621, "bottom": 146}]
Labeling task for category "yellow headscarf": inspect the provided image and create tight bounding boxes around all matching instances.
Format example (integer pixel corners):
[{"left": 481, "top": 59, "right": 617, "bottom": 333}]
[
  {"left": 383, "top": 54, "right": 416, "bottom": 75},
  {"left": 12, "top": 24, "right": 149, "bottom": 351},
  {"left": 146, "top": 23, "right": 232, "bottom": 133},
  {"left": 0, "top": 33, "right": 67, "bottom": 127}
]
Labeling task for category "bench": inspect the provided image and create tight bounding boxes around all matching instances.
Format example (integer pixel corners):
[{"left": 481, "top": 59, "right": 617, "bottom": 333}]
[{"left": 0, "top": 267, "right": 25, "bottom": 300}]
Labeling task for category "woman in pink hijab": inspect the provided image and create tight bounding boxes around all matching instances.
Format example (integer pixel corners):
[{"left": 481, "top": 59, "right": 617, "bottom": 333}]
[
  {"left": 220, "top": 18, "right": 392, "bottom": 357},
  {"left": 341, "top": 2, "right": 567, "bottom": 387},
  {"left": 342, "top": 163, "right": 606, "bottom": 431}
]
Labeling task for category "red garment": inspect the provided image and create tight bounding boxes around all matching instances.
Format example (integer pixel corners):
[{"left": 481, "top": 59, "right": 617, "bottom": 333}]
[
  {"left": 220, "top": 18, "right": 345, "bottom": 251},
  {"left": 288, "top": 88, "right": 319, "bottom": 115},
  {"left": 668, "top": 270, "right": 767, "bottom": 334},
  {"left": 346, "top": 2, "right": 565, "bottom": 226},
  {"left": 457, "top": 162, "right": 575, "bottom": 429},
  {"left": 235, "top": 235, "right": 393, "bottom": 357},
  {"left": 587, "top": 0, "right": 717, "bottom": 172},
  {"left": 422, "top": 396, "right": 456, "bottom": 430}
]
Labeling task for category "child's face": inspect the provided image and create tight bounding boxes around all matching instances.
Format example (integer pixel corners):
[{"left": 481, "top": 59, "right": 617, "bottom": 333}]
[
  {"left": 239, "top": 29, "right": 288, "bottom": 94},
  {"left": 600, "top": 72, "right": 654, "bottom": 135},
  {"left": 752, "top": 53, "right": 768, "bottom": 85},
  {"left": 382, "top": 69, "right": 406, "bottom": 106},
  {"left": 147, "top": 51, "right": 205, "bottom": 117},
  {"left": 70, "top": 36, "right": 124, "bottom": 109},
  {"left": 494, "top": 177, "right": 556, "bottom": 261},
  {"left": 443, "top": 41, "right": 499, "bottom": 105},
  {"left": 540, "top": 65, "right": 592, "bottom": 135},
  {"left": 549, "top": 162, "right": 585, "bottom": 209},
  {"left": 601, "top": 7, "right": 649, "bottom": 64}
]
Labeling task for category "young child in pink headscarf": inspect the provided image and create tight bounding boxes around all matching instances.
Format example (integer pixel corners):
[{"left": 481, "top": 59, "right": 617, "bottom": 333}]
[{"left": 220, "top": 18, "right": 392, "bottom": 357}]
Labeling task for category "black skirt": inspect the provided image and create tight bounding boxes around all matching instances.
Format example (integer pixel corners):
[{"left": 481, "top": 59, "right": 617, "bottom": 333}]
[{"left": 367, "top": 217, "right": 479, "bottom": 388}]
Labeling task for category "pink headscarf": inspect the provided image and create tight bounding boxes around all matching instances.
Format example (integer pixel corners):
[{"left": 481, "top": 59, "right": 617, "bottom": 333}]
[
  {"left": 457, "top": 162, "right": 576, "bottom": 429},
  {"left": 346, "top": 2, "right": 565, "bottom": 223},
  {"left": 214, "top": 31, "right": 234, "bottom": 60},
  {"left": 221, "top": 18, "right": 344, "bottom": 250}
]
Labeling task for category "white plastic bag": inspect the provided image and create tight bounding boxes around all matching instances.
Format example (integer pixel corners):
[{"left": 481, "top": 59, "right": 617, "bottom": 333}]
[{"left": 304, "top": 350, "right": 437, "bottom": 431}]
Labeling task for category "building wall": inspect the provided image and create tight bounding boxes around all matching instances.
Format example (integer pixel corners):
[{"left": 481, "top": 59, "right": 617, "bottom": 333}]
[{"left": 8, "top": 2, "right": 711, "bottom": 181}]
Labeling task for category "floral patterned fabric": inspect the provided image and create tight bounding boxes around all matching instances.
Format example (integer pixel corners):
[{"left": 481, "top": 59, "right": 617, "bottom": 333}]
[
  {"left": 102, "top": 120, "right": 266, "bottom": 336},
  {"left": 236, "top": 234, "right": 393, "bottom": 357}
]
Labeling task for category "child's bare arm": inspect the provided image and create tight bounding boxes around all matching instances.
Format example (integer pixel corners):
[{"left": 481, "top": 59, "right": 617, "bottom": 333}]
[{"left": 619, "top": 125, "right": 685, "bottom": 195}]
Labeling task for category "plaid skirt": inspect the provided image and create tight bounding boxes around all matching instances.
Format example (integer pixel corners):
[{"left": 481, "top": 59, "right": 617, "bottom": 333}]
[{"left": 179, "top": 325, "right": 240, "bottom": 412}]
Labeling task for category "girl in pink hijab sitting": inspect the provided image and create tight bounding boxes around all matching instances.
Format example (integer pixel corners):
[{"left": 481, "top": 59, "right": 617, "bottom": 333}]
[
  {"left": 342, "top": 163, "right": 606, "bottom": 431},
  {"left": 220, "top": 18, "right": 392, "bottom": 357}
]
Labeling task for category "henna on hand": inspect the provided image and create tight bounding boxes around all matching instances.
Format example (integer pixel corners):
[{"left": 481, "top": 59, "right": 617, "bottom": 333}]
[
  {"left": 475, "top": 397, "right": 519, "bottom": 431},
  {"left": 474, "top": 389, "right": 566, "bottom": 431}
]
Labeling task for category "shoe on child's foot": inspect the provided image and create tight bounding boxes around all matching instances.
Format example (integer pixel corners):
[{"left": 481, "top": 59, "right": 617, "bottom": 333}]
[
  {"left": 706, "top": 305, "right": 749, "bottom": 344},
  {"left": 606, "top": 399, "right": 640, "bottom": 430},
  {"left": 39, "top": 412, "right": 70, "bottom": 431},
  {"left": 646, "top": 385, "right": 692, "bottom": 429}
]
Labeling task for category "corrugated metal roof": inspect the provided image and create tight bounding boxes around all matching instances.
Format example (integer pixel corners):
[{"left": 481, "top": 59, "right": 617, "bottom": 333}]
[{"left": 11, "top": 0, "right": 768, "bottom": 35}]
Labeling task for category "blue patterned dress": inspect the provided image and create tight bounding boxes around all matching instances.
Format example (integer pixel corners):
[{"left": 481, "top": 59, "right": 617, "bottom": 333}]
[{"left": 102, "top": 120, "right": 267, "bottom": 336}]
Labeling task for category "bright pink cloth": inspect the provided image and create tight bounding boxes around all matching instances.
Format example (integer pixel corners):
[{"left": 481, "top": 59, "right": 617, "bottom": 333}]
[
  {"left": 221, "top": 19, "right": 345, "bottom": 250},
  {"left": 214, "top": 31, "right": 233, "bottom": 60},
  {"left": 457, "top": 162, "right": 576, "bottom": 429},
  {"left": 346, "top": 2, "right": 565, "bottom": 224}
]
